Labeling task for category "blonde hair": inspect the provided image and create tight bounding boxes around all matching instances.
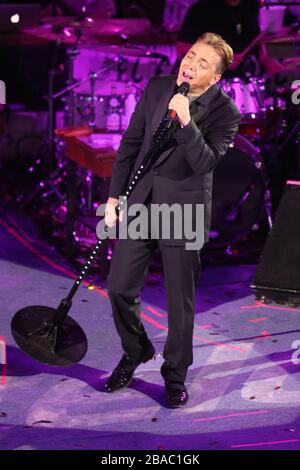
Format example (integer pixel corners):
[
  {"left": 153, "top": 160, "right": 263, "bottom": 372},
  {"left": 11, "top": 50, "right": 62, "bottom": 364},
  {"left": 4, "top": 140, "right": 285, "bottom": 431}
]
[{"left": 196, "top": 32, "right": 233, "bottom": 74}]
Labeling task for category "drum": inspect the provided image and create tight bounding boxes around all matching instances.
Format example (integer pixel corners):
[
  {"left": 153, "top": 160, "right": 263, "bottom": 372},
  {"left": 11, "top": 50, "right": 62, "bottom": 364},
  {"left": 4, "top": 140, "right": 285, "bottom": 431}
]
[
  {"left": 220, "top": 77, "right": 266, "bottom": 118},
  {"left": 239, "top": 96, "right": 286, "bottom": 139},
  {"left": 73, "top": 81, "right": 135, "bottom": 130},
  {"left": 209, "top": 134, "right": 266, "bottom": 246},
  {"left": 220, "top": 77, "right": 285, "bottom": 139}
]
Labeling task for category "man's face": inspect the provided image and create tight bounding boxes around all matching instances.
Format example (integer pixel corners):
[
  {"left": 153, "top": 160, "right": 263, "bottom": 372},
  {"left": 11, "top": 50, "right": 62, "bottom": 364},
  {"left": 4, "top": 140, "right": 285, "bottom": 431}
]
[{"left": 177, "top": 41, "right": 222, "bottom": 95}]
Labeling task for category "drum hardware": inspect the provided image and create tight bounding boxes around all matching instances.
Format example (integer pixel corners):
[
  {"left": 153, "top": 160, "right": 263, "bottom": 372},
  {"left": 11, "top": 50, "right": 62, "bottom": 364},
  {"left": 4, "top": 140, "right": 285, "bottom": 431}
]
[
  {"left": 223, "top": 178, "right": 272, "bottom": 228},
  {"left": 72, "top": 72, "right": 100, "bottom": 129},
  {"left": 53, "top": 51, "right": 123, "bottom": 124},
  {"left": 21, "top": 49, "right": 121, "bottom": 211},
  {"left": 18, "top": 131, "right": 68, "bottom": 209},
  {"left": 20, "top": 162, "right": 67, "bottom": 209},
  {"left": 267, "top": 119, "right": 300, "bottom": 169},
  {"left": 9, "top": 37, "right": 66, "bottom": 202},
  {"left": 209, "top": 134, "right": 273, "bottom": 248},
  {"left": 221, "top": 73, "right": 288, "bottom": 142},
  {"left": 229, "top": 32, "right": 265, "bottom": 71},
  {"left": 87, "top": 71, "right": 97, "bottom": 128},
  {"left": 16, "top": 44, "right": 79, "bottom": 207},
  {"left": 73, "top": 79, "right": 140, "bottom": 132},
  {"left": 224, "top": 183, "right": 256, "bottom": 222}
]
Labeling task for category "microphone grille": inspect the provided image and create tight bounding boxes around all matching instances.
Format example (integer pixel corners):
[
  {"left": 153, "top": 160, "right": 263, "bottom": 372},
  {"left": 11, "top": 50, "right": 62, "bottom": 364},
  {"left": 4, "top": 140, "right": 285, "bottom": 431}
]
[{"left": 178, "top": 81, "right": 190, "bottom": 96}]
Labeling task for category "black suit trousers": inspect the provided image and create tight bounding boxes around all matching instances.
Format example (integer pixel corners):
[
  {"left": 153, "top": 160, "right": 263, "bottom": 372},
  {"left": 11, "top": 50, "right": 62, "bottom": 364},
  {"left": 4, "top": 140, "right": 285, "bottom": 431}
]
[{"left": 107, "top": 199, "right": 201, "bottom": 389}]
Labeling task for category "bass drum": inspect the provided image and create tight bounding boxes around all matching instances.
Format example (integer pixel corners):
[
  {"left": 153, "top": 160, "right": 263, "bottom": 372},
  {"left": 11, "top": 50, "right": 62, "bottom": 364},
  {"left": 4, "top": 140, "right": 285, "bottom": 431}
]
[{"left": 209, "top": 134, "right": 266, "bottom": 247}]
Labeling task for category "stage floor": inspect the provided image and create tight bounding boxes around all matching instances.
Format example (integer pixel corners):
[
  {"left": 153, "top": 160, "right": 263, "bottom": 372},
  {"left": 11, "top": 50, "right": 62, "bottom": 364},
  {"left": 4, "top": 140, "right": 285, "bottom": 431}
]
[{"left": 0, "top": 207, "right": 300, "bottom": 450}]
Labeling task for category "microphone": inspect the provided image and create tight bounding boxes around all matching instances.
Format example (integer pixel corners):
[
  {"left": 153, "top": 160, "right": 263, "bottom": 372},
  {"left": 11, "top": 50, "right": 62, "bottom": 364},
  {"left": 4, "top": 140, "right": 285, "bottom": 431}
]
[
  {"left": 168, "top": 81, "right": 190, "bottom": 120},
  {"left": 152, "top": 81, "right": 190, "bottom": 146}
]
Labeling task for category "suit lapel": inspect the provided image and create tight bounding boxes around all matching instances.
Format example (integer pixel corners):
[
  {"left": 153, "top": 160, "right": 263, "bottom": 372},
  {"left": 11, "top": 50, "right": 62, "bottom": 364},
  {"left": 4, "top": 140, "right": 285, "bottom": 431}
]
[
  {"left": 153, "top": 101, "right": 209, "bottom": 168},
  {"left": 150, "top": 81, "right": 177, "bottom": 136},
  {"left": 190, "top": 100, "right": 208, "bottom": 124}
]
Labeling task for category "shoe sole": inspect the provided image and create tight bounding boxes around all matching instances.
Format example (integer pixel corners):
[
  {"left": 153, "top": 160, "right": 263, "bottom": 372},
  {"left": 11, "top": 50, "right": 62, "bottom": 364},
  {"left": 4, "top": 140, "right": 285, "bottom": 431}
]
[
  {"left": 105, "top": 350, "right": 155, "bottom": 393},
  {"left": 105, "top": 376, "right": 134, "bottom": 393},
  {"left": 168, "top": 401, "right": 188, "bottom": 408}
]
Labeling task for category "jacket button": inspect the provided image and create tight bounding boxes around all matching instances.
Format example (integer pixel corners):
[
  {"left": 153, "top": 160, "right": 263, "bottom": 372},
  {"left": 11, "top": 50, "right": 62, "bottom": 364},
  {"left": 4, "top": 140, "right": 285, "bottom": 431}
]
[{"left": 153, "top": 170, "right": 160, "bottom": 176}]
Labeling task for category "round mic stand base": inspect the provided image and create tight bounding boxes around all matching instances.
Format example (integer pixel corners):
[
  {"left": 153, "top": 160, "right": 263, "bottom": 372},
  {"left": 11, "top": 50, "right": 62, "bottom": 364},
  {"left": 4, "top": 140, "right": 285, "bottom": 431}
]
[{"left": 11, "top": 305, "right": 88, "bottom": 366}]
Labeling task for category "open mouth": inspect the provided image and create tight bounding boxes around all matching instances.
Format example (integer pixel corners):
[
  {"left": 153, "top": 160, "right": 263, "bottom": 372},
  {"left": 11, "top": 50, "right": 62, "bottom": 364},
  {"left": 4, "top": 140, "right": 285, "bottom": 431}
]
[{"left": 183, "top": 71, "right": 194, "bottom": 80}]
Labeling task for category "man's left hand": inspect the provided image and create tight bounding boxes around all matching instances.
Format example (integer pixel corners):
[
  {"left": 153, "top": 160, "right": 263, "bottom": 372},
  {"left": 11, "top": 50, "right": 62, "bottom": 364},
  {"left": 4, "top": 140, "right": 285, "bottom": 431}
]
[{"left": 168, "top": 94, "right": 191, "bottom": 127}]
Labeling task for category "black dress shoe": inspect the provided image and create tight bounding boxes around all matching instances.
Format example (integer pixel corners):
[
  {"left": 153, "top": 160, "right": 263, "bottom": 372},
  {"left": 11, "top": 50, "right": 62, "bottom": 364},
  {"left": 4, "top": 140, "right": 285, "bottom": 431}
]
[
  {"left": 165, "top": 386, "right": 189, "bottom": 408},
  {"left": 105, "top": 346, "right": 156, "bottom": 393}
]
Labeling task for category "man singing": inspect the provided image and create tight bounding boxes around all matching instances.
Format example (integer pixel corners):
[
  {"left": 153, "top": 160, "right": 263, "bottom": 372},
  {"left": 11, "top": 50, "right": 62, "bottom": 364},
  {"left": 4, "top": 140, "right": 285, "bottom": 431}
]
[{"left": 104, "top": 33, "right": 240, "bottom": 408}]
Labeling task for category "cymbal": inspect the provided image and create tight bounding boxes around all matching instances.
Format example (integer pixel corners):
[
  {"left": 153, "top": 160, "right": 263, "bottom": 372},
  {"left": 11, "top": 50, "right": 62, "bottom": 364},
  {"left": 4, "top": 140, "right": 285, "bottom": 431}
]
[
  {"left": 23, "top": 24, "right": 89, "bottom": 45},
  {"left": 282, "top": 57, "right": 300, "bottom": 70},
  {"left": 81, "top": 18, "right": 151, "bottom": 36},
  {"left": 41, "top": 16, "right": 151, "bottom": 36},
  {"left": 264, "top": 28, "right": 300, "bottom": 44},
  {"left": 24, "top": 17, "right": 152, "bottom": 46},
  {"left": 81, "top": 43, "right": 152, "bottom": 57}
]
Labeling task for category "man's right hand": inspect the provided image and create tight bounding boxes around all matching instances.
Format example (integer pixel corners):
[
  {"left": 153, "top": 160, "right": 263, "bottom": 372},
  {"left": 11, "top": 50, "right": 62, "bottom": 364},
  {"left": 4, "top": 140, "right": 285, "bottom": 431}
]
[{"left": 105, "top": 197, "right": 119, "bottom": 228}]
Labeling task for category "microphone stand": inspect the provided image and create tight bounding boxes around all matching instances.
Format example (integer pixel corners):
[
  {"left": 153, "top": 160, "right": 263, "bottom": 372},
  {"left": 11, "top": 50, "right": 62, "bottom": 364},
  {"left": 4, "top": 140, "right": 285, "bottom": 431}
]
[{"left": 10, "top": 83, "right": 190, "bottom": 366}]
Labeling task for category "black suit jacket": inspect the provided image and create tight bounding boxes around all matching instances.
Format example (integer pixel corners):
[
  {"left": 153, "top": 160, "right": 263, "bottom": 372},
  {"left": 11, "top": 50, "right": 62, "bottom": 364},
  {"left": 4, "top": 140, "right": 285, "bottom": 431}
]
[{"left": 109, "top": 75, "right": 241, "bottom": 245}]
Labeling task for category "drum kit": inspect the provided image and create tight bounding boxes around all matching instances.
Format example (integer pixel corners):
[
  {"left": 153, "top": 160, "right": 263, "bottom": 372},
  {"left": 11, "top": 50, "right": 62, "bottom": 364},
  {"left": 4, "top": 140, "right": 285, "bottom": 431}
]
[
  {"left": 210, "top": 64, "right": 298, "bottom": 249},
  {"left": 23, "top": 15, "right": 160, "bottom": 134},
  {"left": 18, "top": 14, "right": 299, "bottom": 254},
  {"left": 210, "top": 73, "right": 285, "bottom": 248},
  {"left": 18, "top": 17, "right": 156, "bottom": 199},
  {"left": 9, "top": 8, "right": 300, "bottom": 366},
  {"left": 220, "top": 76, "right": 286, "bottom": 139}
]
